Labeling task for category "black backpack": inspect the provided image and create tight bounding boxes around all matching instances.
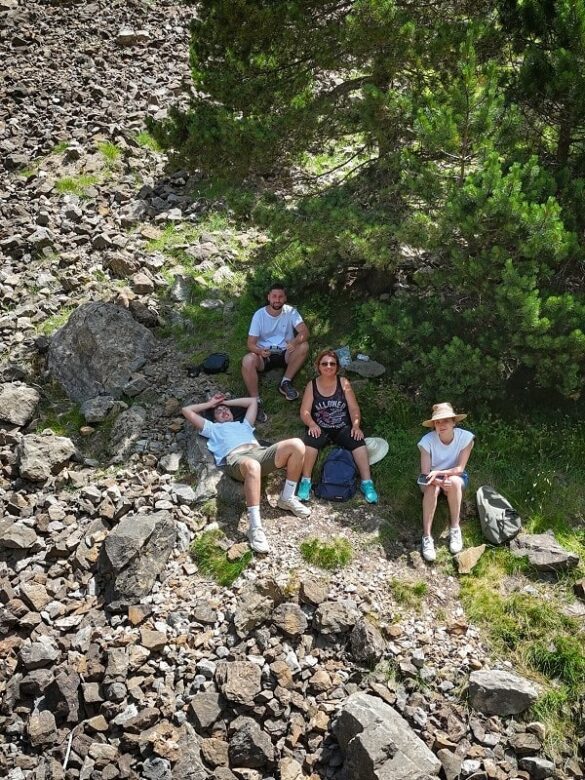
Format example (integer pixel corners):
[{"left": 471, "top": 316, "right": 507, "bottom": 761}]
[
  {"left": 314, "top": 448, "right": 358, "bottom": 502},
  {"left": 187, "top": 352, "right": 230, "bottom": 377}
]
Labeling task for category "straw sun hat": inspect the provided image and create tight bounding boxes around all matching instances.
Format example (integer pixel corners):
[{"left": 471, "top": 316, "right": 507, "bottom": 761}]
[{"left": 422, "top": 402, "right": 467, "bottom": 428}]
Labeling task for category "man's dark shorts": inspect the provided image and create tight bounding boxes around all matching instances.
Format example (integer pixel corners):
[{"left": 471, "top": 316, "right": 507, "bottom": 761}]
[
  {"left": 303, "top": 425, "right": 365, "bottom": 452},
  {"left": 261, "top": 348, "right": 287, "bottom": 372}
]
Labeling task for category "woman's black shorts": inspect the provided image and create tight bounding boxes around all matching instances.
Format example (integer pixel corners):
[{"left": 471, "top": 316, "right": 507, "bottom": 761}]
[{"left": 303, "top": 425, "right": 366, "bottom": 451}]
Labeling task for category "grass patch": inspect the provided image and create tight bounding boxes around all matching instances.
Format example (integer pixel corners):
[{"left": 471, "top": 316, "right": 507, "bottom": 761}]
[
  {"left": 135, "top": 130, "right": 163, "bottom": 152},
  {"left": 300, "top": 536, "right": 352, "bottom": 570},
  {"left": 38, "top": 306, "right": 75, "bottom": 335},
  {"left": 389, "top": 577, "right": 428, "bottom": 609},
  {"left": 37, "top": 405, "right": 85, "bottom": 437},
  {"left": 190, "top": 529, "right": 252, "bottom": 586},
  {"left": 51, "top": 141, "right": 70, "bottom": 154},
  {"left": 55, "top": 174, "right": 99, "bottom": 198},
  {"left": 97, "top": 141, "right": 122, "bottom": 167}
]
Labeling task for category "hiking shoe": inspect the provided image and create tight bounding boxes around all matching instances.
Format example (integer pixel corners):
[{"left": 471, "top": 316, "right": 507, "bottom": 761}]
[
  {"left": 449, "top": 526, "right": 463, "bottom": 554},
  {"left": 277, "top": 495, "right": 311, "bottom": 518},
  {"left": 256, "top": 402, "right": 268, "bottom": 424},
  {"left": 360, "top": 480, "right": 378, "bottom": 504},
  {"left": 421, "top": 535, "right": 436, "bottom": 562},
  {"left": 248, "top": 527, "right": 269, "bottom": 553},
  {"left": 278, "top": 380, "right": 299, "bottom": 401},
  {"left": 297, "top": 477, "right": 312, "bottom": 501}
]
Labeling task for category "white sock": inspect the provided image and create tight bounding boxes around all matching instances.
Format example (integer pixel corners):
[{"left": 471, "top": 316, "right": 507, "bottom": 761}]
[
  {"left": 247, "top": 506, "right": 262, "bottom": 529},
  {"left": 281, "top": 376, "right": 292, "bottom": 384},
  {"left": 281, "top": 480, "right": 297, "bottom": 501}
]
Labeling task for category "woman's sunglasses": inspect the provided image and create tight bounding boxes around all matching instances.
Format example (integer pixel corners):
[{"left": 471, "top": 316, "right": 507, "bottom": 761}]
[{"left": 319, "top": 361, "right": 338, "bottom": 366}]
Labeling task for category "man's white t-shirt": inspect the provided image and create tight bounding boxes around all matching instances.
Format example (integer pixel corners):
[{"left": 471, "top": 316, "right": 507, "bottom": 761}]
[
  {"left": 200, "top": 418, "right": 258, "bottom": 465},
  {"left": 248, "top": 305, "right": 303, "bottom": 350},
  {"left": 417, "top": 428, "right": 474, "bottom": 470}
]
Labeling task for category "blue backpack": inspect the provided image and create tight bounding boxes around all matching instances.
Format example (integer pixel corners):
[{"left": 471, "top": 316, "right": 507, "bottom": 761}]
[{"left": 314, "top": 448, "right": 358, "bottom": 502}]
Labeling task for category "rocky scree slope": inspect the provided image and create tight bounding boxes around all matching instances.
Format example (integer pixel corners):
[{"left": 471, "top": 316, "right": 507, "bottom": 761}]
[{"left": 1, "top": 1, "right": 584, "bottom": 780}]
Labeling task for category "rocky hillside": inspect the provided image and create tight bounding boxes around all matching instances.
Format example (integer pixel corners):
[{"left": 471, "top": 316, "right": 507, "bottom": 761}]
[{"left": 0, "top": 2, "right": 583, "bottom": 780}]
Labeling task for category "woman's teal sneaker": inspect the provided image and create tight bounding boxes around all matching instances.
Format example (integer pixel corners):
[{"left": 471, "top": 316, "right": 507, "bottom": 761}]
[
  {"left": 361, "top": 480, "right": 378, "bottom": 504},
  {"left": 297, "top": 477, "right": 312, "bottom": 501}
]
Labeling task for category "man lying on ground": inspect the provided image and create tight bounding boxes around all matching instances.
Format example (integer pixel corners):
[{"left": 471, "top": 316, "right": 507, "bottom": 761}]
[{"left": 182, "top": 394, "right": 311, "bottom": 554}]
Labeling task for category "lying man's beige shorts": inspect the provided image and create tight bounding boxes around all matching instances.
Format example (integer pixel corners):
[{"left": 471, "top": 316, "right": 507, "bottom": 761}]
[{"left": 225, "top": 444, "right": 279, "bottom": 481}]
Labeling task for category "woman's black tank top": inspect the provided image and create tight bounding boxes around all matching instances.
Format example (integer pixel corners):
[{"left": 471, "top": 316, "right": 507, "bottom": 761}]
[{"left": 311, "top": 377, "right": 349, "bottom": 429}]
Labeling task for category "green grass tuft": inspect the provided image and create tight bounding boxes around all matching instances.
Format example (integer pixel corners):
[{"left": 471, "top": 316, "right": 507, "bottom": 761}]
[
  {"left": 55, "top": 175, "right": 99, "bottom": 198},
  {"left": 38, "top": 306, "right": 75, "bottom": 336},
  {"left": 300, "top": 536, "right": 353, "bottom": 570},
  {"left": 97, "top": 141, "right": 122, "bottom": 166},
  {"left": 135, "top": 130, "right": 163, "bottom": 152},
  {"left": 389, "top": 577, "right": 428, "bottom": 608},
  {"left": 190, "top": 529, "right": 252, "bottom": 586}
]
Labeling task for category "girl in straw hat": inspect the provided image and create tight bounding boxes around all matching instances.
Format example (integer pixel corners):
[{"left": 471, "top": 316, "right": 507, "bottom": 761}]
[{"left": 417, "top": 402, "right": 475, "bottom": 562}]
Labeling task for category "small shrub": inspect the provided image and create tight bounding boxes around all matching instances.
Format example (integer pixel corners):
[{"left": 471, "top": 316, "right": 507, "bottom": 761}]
[
  {"left": 190, "top": 529, "right": 252, "bottom": 586},
  {"left": 389, "top": 578, "right": 428, "bottom": 608},
  {"left": 529, "top": 637, "right": 585, "bottom": 688},
  {"left": 300, "top": 536, "right": 352, "bottom": 570}
]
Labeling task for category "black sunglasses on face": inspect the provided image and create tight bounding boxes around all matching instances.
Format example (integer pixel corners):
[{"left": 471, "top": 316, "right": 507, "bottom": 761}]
[{"left": 320, "top": 361, "right": 337, "bottom": 366}]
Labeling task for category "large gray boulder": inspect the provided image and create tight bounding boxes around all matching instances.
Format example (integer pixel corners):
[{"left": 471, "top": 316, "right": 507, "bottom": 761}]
[
  {"left": 469, "top": 669, "right": 540, "bottom": 716},
  {"left": 99, "top": 510, "right": 176, "bottom": 604},
  {"left": 17, "top": 433, "right": 76, "bottom": 481},
  {"left": 510, "top": 531, "right": 579, "bottom": 572},
  {"left": 335, "top": 692, "right": 441, "bottom": 780},
  {"left": 48, "top": 301, "right": 155, "bottom": 403},
  {"left": 0, "top": 382, "right": 40, "bottom": 426}
]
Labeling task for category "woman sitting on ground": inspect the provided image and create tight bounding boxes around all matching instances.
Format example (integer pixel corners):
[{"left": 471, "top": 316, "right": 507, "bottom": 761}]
[
  {"left": 418, "top": 402, "right": 474, "bottom": 563},
  {"left": 297, "top": 349, "right": 378, "bottom": 503}
]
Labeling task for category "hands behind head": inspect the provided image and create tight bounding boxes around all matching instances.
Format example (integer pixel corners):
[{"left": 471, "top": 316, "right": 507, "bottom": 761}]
[{"left": 210, "top": 393, "right": 226, "bottom": 406}]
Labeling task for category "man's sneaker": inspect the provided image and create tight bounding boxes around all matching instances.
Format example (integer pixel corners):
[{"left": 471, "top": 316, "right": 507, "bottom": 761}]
[
  {"left": 449, "top": 526, "right": 463, "bottom": 554},
  {"left": 421, "top": 535, "right": 436, "bottom": 562},
  {"left": 278, "top": 380, "right": 299, "bottom": 401},
  {"left": 360, "top": 480, "right": 378, "bottom": 504},
  {"left": 277, "top": 495, "right": 311, "bottom": 518},
  {"left": 297, "top": 477, "right": 312, "bottom": 501},
  {"left": 256, "top": 402, "right": 268, "bottom": 424},
  {"left": 248, "top": 526, "right": 269, "bottom": 553}
]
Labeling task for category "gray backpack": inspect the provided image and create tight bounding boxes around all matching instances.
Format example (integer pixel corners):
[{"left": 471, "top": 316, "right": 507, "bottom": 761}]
[{"left": 476, "top": 485, "right": 522, "bottom": 545}]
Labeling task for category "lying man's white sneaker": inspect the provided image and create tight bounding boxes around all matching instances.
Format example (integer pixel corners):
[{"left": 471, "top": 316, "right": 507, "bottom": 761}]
[
  {"left": 248, "top": 527, "right": 269, "bottom": 554},
  {"left": 421, "top": 535, "right": 436, "bottom": 562},
  {"left": 449, "top": 526, "right": 463, "bottom": 554},
  {"left": 277, "top": 495, "right": 311, "bottom": 518}
]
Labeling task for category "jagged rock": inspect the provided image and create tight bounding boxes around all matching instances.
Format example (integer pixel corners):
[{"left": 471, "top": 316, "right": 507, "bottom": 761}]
[
  {"left": 574, "top": 578, "right": 585, "bottom": 600},
  {"left": 0, "top": 382, "right": 40, "bottom": 426},
  {"left": 455, "top": 545, "right": 486, "bottom": 574},
  {"left": 27, "top": 710, "right": 57, "bottom": 747},
  {"left": 201, "top": 738, "right": 229, "bottom": 768},
  {"left": 469, "top": 670, "right": 539, "bottom": 715},
  {"left": 233, "top": 587, "right": 274, "bottom": 638},
  {"left": 272, "top": 602, "right": 308, "bottom": 637},
  {"left": 0, "top": 520, "right": 39, "bottom": 550},
  {"left": 190, "top": 692, "right": 225, "bottom": 732},
  {"left": 19, "top": 636, "right": 60, "bottom": 670},
  {"left": 350, "top": 619, "right": 386, "bottom": 664},
  {"left": 314, "top": 600, "right": 359, "bottom": 634},
  {"left": 100, "top": 510, "right": 176, "bottom": 604},
  {"left": 335, "top": 692, "right": 441, "bottom": 779},
  {"left": 172, "top": 722, "right": 210, "bottom": 780},
  {"left": 17, "top": 433, "right": 76, "bottom": 480},
  {"left": 228, "top": 717, "right": 274, "bottom": 768},
  {"left": 48, "top": 301, "right": 155, "bottom": 403},
  {"left": 510, "top": 531, "right": 579, "bottom": 571},
  {"left": 216, "top": 661, "right": 262, "bottom": 705},
  {"left": 80, "top": 395, "right": 115, "bottom": 423},
  {"left": 518, "top": 756, "right": 555, "bottom": 779},
  {"left": 346, "top": 359, "right": 386, "bottom": 378},
  {"left": 299, "top": 577, "right": 329, "bottom": 605},
  {"left": 109, "top": 405, "right": 146, "bottom": 459},
  {"left": 437, "top": 748, "right": 462, "bottom": 780}
]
